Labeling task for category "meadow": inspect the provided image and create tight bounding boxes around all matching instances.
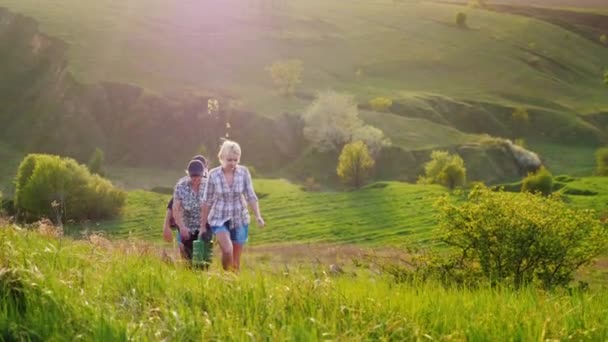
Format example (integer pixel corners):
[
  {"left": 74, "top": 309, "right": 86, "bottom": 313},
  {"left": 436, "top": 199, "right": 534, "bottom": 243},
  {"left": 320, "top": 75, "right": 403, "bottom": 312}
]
[{"left": 2, "top": 226, "right": 608, "bottom": 341}]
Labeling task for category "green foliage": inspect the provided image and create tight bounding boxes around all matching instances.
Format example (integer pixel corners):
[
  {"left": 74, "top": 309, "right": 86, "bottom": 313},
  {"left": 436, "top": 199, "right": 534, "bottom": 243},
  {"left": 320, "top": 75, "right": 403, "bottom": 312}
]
[
  {"left": 267, "top": 59, "right": 303, "bottom": 96},
  {"left": 522, "top": 166, "right": 553, "bottom": 196},
  {"left": 14, "top": 154, "right": 126, "bottom": 223},
  {"left": 337, "top": 141, "right": 375, "bottom": 189},
  {"left": 87, "top": 147, "right": 105, "bottom": 176},
  {"left": 369, "top": 97, "right": 392, "bottom": 112},
  {"left": 595, "top": 147, "right": 608, "bottom": 176},
  {"left": 604, "top": 70, "right": 608, "bottom": 85},
  {"left": 455, "top": 12, "right": 468, "bottom": 28},
  {"left": 436, "top": 185, "right": 608, "bottom": 289},
  {"left": 600, "top": 34, "right": 608, "bottom": 46},
  {"left": 418, "top": 150, "right": 466, "bottom": 190},
  {"left": 468, "top": 0, "right": 487, "bottom": 8},
  {"left": 511, "top": 107, "right": 530, "bottom": 135}
]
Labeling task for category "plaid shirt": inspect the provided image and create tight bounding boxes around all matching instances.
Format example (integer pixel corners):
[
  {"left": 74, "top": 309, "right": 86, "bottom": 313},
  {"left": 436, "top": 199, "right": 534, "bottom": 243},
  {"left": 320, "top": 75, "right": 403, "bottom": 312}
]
[
  {"left": 173, "top": 176, "right": 207, "bottom": 232},
  {"left": 202, "top": 165, "right": 258, "bottom": 229}
]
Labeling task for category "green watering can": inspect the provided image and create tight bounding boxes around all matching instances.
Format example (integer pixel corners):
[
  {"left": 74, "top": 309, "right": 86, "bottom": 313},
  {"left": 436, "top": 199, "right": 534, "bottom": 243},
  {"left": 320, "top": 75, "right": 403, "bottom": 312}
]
[{"left": 192, "top": 233, "right": 213, "bottom": 269}]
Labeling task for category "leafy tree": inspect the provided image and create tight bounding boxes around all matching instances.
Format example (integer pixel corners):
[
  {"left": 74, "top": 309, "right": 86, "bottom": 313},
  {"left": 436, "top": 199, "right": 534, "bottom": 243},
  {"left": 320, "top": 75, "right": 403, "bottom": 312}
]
[
  {"left": 595, "top": 147, "right": 608, "bottom": 176},
  {"left": 436, "top": 185, "right": 608, "bottom": 289},
  {"left": 267, "top": 59, "right": 303, "bottom": 96},
  {"left": 337, "top": 141, "right": 375, "bottom": 189},
  {"left": 369, "top": 97, "right": 392, "bottom": 112},
  {"left": 418, "top": 150, "right": 466, "bottom": 189},
  {"left": 521, "top": 166, "right": 553, "bottom": 196},
  {"left": 456, "top": 12, "right": 468, "bottom": 28},
  {"left": 88, "top": 147, "right": 105, "bottom": 176},
  {"left": 302, "top": 91, "right": 389, "bottom": 152}
]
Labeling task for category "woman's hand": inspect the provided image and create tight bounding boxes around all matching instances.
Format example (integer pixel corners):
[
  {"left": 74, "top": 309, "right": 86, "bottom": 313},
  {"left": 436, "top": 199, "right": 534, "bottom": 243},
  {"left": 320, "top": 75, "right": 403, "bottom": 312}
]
[
  {"left": 256, "top": 216, "right": 265, "bottom": 228},
  {"left": 163, "top": 226, "right": 173, "bottom": 242},
  {"left": 179, "top": 226, "right": 190, "bottom": 241}
]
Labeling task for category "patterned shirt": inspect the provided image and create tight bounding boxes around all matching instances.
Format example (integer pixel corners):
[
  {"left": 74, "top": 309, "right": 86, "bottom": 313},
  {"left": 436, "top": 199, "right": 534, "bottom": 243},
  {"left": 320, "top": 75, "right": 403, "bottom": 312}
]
[
  {"left": 173, "top": 176, "right": 206, "bottom": 232},
  {"left": 203, "top": 165, "right": 258, "bottom": 229}
]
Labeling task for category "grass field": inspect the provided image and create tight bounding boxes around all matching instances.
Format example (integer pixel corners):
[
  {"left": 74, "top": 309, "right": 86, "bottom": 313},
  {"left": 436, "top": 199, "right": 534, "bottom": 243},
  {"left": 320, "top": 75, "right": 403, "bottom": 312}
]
[{"left": 2, "top": 226, "right": 608, "bottom": 340}]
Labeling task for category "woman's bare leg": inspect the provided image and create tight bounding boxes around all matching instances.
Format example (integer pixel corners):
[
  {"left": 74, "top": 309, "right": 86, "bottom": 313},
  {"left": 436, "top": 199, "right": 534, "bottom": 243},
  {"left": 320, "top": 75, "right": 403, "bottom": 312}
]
[
  {"left": 232, "top": 243, "right": 243, "bottom": 271},
  {"left": 215, "top": 231, "right": 234, "bottom": 271}
]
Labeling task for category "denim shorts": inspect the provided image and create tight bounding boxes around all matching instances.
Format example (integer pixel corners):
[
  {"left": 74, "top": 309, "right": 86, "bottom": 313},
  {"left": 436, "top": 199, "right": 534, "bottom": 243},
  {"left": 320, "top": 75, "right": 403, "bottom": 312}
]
[{"left": 211, "top": 222, "right": 249, "bottom": 245}]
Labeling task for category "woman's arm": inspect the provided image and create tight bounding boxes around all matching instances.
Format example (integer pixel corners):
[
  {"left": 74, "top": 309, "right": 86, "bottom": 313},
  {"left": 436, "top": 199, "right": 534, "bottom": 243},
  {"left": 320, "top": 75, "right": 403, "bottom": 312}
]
[
  {"left": 244, "top": 167, "right": 264, "bottom": 228},
  {"left": 163, "top": 209, "right": 173, "bottom": 242},
  {"left": 173, "top": 198, "right": 189, "bottom": 239},
  {"left": 199, "top": 175, "right": 216, "bottom": 238}
]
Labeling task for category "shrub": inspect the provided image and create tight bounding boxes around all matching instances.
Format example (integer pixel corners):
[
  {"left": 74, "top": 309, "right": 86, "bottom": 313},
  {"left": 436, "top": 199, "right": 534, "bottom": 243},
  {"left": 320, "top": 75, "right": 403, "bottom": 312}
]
[
  {"left": 596, "top": 147, "right": 608, "bottom": 176},
  {"left": 336, "top": 141, "right": 375, "bottom": 189},
  {"left": 521, "top": 166, "right": 553, "bottom": 196},
  {"left": 455, "top": 12, "right": 467, "bottom": 28},
  {"left": 600, "top": 34, "right": 608, "bottom": 46},
  {"left": 14, "top": 154, "right": 126, "bottom": 223},
  {"left": 266, "top": 59, "right": 303, "bottom": 96},
  {"left": 369, "top": 97, "right": 392, "bottom": 112},
  {"left": 436, "top": 185, "right": 608, "bottom": 289},
  {"left": 418, "top": 150, "right": 466, "bottom": 190}
]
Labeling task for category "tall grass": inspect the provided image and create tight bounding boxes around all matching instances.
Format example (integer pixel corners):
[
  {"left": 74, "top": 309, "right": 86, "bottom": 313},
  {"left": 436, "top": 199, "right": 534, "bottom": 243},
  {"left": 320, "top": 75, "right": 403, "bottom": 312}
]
[{"left": 1, "top": 226, "right": 607, "bottom": 340}]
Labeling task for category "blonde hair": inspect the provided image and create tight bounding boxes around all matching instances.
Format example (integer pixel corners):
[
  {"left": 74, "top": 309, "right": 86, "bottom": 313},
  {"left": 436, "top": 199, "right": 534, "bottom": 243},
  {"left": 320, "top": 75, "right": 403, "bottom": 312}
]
[{"left": 218, "top": 140, "right": 242, "bottom": 161}]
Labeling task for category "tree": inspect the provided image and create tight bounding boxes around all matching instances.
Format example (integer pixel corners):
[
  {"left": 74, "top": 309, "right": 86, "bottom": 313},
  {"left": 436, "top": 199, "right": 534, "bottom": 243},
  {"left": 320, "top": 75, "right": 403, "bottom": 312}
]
[
  {"left": 302, "top": 91, "right": 389, "bottom": 152},
  {"left": 267, "top": 59, "right": 303, "bottom": 96},
  {"left": 418, "top": 150, "right": 466, "bottom": 190},
  {"left": 88, "top": 147, "right": 105, "bottom": 176},
  {"left": 337, "top": 141, "right": 375, "bottom": 189},
  {"left": 456, "top": 12, "right": 468, "bottom": 28},
  {"left": 521, "top": 166, "right": 553, "bottom": 196},
  {"left": 595, "top": 147, "right": 608, "bottom": 176},
  {"left": 436, "top": 185, "right": 608, "bottom": 289}
]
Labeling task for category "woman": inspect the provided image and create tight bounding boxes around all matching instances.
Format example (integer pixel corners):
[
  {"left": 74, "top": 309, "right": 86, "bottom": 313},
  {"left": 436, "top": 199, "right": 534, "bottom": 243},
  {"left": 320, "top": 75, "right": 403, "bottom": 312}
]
[
  {"left": 200, "top": 140, "right": 265, "bottom": 271},
  {"left": 172, "top": 159, "right": 210, "bottom": 260},
  {"left": 163, "top": 155, "right": 209, "bottom": 259}
]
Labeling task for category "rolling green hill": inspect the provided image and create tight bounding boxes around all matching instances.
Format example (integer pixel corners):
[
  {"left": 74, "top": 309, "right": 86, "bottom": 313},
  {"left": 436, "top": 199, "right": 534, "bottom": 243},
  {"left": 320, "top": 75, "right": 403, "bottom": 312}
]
[{"left": 0, "top": 0, "right": 607, "bottom": 187}]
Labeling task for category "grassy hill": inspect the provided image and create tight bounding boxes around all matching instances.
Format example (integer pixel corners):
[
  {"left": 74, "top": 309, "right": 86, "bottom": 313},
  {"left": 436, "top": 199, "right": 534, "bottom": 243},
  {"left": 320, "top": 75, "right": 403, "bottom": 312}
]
[{"left": 0, "top": 0, "right": 606, "bottom": 116}]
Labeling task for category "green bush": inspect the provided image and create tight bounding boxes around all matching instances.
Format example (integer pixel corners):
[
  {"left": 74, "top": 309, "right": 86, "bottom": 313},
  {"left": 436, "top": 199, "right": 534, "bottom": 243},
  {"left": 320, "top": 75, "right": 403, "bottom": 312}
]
[
  {"left": 14, "top": 154, "right": 126, "bottom": 223},
  {"left": 418, "top": 150, "right": 466, "bottom": 190},
  {"left": 601, "top": 34, "right": 608, "bottom": 46},
  {"left": 596, "top": 147, "right": 608, "bottom": 176},
  {"left": 369, "top": 97, "right": 392, "bottom": 112},
  {"left": 436, "top": 185, "right": 608, "bottom": 289},
  {"left": 455, "top": 12, "right": 467, "bottom": 28},
  {"left": 521, "top": 166, "right": 553, "bottom": 196}
]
